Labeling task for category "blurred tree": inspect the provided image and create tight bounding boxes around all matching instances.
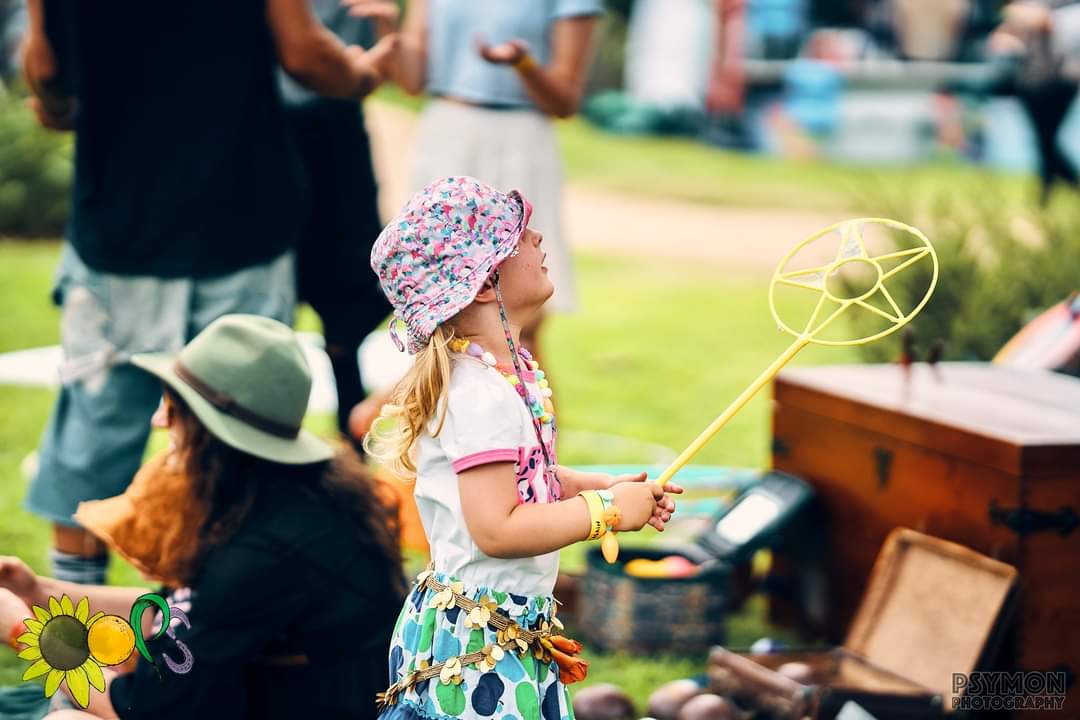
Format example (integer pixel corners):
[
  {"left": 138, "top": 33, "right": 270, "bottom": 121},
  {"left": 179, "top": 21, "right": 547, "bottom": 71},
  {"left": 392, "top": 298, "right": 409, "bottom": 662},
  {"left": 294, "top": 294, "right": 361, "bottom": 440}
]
[
  {"left": 844, "top": 185, "right": 1080, "bottom": 363},
  {"left": 0, "top": 89, "right": 72, "bottom": 237}
]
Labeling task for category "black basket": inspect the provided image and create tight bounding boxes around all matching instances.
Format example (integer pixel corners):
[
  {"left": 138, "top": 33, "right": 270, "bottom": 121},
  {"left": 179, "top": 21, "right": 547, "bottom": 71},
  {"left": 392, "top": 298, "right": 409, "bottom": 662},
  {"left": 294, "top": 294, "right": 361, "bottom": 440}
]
[{"left": 578, "top": 546, "right": 731, "bottom": 655}]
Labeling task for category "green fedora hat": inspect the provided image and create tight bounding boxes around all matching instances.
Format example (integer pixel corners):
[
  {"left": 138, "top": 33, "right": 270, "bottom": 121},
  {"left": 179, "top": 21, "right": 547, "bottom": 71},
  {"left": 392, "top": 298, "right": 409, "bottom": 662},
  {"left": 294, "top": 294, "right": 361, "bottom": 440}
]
[{"left": 131, "top": 314, "right": 333, "bottom": 465}]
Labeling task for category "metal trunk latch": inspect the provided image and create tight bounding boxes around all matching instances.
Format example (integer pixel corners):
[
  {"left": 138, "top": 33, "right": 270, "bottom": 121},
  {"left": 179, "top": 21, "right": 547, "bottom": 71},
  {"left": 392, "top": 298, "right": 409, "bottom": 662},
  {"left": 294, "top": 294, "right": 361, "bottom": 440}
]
[{"left": 989, "top": 501, "right": 1079, "bottom": 536}]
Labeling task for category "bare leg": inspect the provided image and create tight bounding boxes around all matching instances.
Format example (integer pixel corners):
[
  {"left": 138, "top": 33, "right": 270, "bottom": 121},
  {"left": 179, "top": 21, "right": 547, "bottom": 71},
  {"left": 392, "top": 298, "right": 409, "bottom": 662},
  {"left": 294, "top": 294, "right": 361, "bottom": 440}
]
[
  {"left": 54, "top": 525, "right": 107, "bottom": 557},
  {"left": 45, "top": 711, "right": 106, "bottom": 720},
  {"left": 51, "top": 525, "right": 109, "bottom": 586}
]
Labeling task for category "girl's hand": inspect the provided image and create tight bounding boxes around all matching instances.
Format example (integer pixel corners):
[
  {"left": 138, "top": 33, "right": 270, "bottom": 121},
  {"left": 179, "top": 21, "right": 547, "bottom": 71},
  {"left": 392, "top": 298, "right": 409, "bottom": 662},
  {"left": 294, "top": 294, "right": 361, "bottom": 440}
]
[
  {"left": 0, "top": 556, "right": 39, "bottom": 605},
  {"left": 607, "top": 474, "right": 682, "bottom": 531},
  {"left": 649, "top": 481, "right": 682, "bottom": 532},
  {"left": 609, "top": 481, "right": 662, "bottom": 532}
]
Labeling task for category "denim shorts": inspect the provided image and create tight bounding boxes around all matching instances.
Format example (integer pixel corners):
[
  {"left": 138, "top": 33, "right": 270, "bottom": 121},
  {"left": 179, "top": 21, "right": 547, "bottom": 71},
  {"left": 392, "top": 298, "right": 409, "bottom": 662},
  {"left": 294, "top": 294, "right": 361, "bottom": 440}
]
[{"left": 24, "top": 244, "right": 296, "bottom": 526}]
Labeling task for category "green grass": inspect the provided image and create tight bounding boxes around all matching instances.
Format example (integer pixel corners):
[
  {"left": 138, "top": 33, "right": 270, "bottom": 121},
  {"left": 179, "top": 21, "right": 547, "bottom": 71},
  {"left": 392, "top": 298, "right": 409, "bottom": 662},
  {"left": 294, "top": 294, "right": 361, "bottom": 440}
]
[
  {"left": 372, "top": 86, "right": 1035, "bottom": 214},
  {"left": 0, "top": 240, "right": 850, "bottom": 706}
]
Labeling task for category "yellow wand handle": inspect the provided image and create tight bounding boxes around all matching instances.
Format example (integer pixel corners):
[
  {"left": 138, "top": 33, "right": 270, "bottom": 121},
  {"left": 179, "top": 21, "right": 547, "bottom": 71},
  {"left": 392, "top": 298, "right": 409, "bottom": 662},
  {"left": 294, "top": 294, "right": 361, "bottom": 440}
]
[
  {"left": 656, "top": 336, "right": 809, "bottom": 488},
  {"left": 599, "top": 217, "right": 937, "bottom": 564}
]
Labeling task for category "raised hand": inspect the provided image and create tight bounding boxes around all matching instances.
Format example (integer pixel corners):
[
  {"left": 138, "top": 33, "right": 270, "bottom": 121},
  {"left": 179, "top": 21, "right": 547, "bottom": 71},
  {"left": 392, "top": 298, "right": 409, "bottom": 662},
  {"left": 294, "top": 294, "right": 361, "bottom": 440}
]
[
  {"left": 476, "top": 36, "right": 530, "bottom": 66},
  {"left": 345, "top": 32, "right": 400, "bottom": 94},
  {"left": 19, "top": 32, "right": 75, "bottom": 130},
  {"left": 341, "top": 0, "right": 400, "bottom": 38}
]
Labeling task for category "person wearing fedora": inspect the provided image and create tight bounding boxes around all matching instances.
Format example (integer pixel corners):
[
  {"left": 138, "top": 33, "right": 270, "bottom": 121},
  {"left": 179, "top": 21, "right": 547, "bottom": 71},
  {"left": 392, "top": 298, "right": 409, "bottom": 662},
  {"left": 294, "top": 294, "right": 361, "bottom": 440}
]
[{"left": 0, "top": 315, "right": 406, "bottom": 719}]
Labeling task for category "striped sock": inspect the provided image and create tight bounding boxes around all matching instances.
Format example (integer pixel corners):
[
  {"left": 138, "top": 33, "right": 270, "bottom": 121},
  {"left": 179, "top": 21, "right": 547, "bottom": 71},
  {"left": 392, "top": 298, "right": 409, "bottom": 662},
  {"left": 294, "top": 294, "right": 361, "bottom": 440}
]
[{"left": 49, "top": 549, "right": 108, "bottom": 586}]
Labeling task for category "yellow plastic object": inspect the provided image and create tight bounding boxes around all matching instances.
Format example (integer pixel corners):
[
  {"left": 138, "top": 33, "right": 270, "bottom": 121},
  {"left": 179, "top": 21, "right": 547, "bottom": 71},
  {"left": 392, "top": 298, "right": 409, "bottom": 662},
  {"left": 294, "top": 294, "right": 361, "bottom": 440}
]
[
  {"left": 623, "top": 556, "right": 702, "bottom": 579},
  {"left": 605, "top": 218, "right": 938, "bottom": 564},
  {"left": 600, "top": 532, "right": 620, "bottom": 564},
  {"left": 624, "top": 558, "right": 669, "bottom": 578}
]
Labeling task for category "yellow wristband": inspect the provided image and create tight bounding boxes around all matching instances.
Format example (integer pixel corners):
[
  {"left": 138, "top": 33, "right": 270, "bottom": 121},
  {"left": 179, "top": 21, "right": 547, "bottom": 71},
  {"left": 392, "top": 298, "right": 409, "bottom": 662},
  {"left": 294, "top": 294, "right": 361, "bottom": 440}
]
[
  {"left": 513, "top": 53, "right": 538, "bottom": 74},
  {"left": 579, "top": 490, "right": 606, "bottom": 541}
]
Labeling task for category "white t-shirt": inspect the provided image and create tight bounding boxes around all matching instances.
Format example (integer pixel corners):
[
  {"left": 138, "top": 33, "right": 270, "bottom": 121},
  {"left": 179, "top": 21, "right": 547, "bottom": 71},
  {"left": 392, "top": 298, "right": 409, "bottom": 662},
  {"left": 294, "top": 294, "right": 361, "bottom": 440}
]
[{"left": 414, "top": 352, "right": 561, "bottom": 597}]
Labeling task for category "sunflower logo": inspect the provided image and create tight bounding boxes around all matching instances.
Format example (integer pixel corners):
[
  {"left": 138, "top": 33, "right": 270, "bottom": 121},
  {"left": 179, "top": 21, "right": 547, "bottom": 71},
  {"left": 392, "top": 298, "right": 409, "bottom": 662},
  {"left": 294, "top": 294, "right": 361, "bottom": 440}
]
[{"left": 15, "top": 595, "right": 136, "bottom": 708}]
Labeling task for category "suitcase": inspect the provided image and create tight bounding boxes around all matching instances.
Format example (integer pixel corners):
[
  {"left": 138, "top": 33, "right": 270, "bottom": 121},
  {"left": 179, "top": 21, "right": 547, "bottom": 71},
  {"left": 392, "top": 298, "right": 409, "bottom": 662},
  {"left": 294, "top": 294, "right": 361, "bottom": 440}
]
[
  {"left": 769, "top": 362, "right": 1080, "bottom": 716},
  {"left": 708, "top": 528, "right": 1018, "bottom": 719}
]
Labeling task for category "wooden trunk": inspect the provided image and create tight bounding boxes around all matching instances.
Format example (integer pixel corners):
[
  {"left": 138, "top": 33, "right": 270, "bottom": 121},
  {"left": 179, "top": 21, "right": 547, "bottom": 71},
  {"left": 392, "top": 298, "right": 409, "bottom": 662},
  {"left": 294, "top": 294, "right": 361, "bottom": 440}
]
[
  {"left": 710, "top": 529, "right": 1018, "bottom": 719},
  {"left": 770, "top": 363, "right": 1080, "bottom": 717}
]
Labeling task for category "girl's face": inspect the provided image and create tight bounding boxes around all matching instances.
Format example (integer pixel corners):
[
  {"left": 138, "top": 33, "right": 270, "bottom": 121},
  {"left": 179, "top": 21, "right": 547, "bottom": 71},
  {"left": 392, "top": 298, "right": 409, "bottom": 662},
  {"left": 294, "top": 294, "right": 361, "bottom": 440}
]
[{"left": 495, "top": 228, "right": 554, "bottom": 314}]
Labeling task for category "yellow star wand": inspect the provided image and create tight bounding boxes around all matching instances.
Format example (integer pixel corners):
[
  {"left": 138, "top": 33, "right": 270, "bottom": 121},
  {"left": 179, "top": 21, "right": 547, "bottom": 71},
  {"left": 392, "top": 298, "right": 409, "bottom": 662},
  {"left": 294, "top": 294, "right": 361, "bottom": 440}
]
[{"left": 601, "top": 218, "right": 939, "bottom": 564}]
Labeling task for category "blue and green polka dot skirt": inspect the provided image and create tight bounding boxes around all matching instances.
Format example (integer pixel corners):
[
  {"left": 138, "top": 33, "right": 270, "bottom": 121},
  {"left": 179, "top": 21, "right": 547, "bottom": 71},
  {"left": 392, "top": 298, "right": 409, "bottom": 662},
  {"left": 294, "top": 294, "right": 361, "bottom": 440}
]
[{"left": 378, "top": 571, "right": 575, "bottom": 720}]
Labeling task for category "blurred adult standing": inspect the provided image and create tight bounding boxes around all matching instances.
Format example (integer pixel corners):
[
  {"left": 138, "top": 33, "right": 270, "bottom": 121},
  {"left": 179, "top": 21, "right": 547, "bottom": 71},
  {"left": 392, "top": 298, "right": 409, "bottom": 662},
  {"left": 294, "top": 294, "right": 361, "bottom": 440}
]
[
  {"left": 19, "top": 0, "right": 397, "bottom": 587},
  {"left": 991, "top": 0, "right": 1080, "bottom": 203},
  {"left": 344, "top": 0, "right": 602, "bottom": 360},
  {"left": 279, "top": 0, "right": 390, "bottom": 449}
]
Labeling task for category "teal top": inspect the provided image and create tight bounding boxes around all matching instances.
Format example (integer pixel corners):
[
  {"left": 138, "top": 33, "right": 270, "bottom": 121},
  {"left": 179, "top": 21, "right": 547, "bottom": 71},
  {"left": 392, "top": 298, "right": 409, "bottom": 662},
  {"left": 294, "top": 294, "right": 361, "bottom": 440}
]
[{"left": 425, "top": 0, "right": 603, "bottom": 108}]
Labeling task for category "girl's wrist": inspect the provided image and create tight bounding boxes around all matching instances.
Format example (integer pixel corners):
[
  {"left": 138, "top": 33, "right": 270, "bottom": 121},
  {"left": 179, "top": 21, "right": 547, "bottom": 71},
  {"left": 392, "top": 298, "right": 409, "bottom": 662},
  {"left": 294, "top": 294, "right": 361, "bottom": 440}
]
[
  {"left": 578, "top": 489, "right": 615, "bottom": 541},
  {"left": 579, "top": 491, "right": 604, "bottom": 541}
]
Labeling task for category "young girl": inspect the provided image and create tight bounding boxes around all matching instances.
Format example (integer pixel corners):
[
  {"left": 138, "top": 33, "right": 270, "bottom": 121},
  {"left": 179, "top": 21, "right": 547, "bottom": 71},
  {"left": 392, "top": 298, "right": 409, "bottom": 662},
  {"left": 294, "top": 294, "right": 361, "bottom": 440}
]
[{"left": 367, "top": 176, "right": 681, "bottom": 720}]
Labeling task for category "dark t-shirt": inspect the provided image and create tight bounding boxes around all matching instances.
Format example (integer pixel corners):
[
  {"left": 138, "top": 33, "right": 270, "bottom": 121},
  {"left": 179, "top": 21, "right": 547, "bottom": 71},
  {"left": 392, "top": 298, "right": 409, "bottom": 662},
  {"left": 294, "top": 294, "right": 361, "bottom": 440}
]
[
  {"left": 44, "top": 0, "right": 308, "bottom": 278},
  {"left": 109, "top": 476, "right": 402, "bottom": 720}
]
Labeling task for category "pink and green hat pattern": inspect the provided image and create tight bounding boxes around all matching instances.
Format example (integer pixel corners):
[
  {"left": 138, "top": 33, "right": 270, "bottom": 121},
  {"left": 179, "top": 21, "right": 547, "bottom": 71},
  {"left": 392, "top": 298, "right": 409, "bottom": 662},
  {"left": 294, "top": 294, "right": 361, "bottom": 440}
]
[{"left": 371, "top": 176, "right": 533, "bottom": 354}]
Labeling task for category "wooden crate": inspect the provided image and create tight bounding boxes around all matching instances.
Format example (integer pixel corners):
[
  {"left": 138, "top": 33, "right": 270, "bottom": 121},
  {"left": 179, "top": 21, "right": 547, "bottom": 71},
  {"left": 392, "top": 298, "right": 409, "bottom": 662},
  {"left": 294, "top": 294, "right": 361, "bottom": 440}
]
[
  {"left": 710, "top": 529, "right": 1018, "bottom": 719},
  {"left": 769, "top": 363, "right": 1080, "bottom": 717}
]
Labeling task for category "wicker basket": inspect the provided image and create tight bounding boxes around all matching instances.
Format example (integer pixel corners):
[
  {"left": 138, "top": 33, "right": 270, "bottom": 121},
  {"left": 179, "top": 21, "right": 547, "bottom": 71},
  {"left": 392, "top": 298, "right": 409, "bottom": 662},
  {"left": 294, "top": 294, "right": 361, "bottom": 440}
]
[{"left": 578, "top": 546, "right": 731, "bottom": 655}]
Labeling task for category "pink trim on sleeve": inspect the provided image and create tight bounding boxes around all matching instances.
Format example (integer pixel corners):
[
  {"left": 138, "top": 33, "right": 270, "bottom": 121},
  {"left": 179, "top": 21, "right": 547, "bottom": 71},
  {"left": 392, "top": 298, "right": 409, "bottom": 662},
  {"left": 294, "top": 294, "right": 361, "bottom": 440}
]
[{"left": 452, "top": 448, "right": 520, "bottom": 473}]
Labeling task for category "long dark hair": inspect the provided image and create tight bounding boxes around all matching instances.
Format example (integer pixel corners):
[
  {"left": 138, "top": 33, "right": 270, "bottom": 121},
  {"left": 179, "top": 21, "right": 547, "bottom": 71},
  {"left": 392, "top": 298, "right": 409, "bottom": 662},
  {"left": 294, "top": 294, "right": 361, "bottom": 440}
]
[{"left": 165, "top": 388, "right": 407, "bottom": 597}]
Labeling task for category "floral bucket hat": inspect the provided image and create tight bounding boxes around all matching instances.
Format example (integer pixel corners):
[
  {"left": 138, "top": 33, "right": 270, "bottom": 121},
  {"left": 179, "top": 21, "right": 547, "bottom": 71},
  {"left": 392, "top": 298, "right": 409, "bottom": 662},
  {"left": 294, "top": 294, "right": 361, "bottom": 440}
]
[{"left": 371, "top": 176, "right": 532, "bottom": 353}]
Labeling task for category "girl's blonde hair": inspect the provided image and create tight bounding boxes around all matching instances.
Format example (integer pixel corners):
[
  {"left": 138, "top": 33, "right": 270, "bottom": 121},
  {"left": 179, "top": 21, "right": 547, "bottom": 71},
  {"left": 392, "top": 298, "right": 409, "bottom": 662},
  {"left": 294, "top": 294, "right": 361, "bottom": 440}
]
[{"left": 364, "top": 325, "right": 455, "bottom": 479}]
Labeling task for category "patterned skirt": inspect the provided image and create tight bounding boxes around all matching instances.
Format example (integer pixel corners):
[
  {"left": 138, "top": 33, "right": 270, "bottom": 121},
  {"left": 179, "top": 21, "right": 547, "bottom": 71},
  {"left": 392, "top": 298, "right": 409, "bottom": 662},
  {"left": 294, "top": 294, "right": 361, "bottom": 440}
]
[{"left": 378, "top": 570, "right": 575, "bottom": 720}]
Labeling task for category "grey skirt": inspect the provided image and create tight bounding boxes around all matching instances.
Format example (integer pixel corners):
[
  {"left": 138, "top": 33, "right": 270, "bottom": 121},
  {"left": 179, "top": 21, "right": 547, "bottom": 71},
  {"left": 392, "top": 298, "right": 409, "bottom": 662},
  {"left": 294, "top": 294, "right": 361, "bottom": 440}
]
[{"left": 411, "top": 99, "right": 578, "bottom": 313}]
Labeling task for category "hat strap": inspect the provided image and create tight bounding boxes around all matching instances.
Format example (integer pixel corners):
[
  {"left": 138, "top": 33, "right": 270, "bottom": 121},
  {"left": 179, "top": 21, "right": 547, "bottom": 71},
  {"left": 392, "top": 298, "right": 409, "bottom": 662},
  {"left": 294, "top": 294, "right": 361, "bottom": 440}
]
[
  {"left": 388, "top": 316, "right": 408, "bottom": 353},
  {"left": 491, "top": 272, "right": 556, "bottom": 474},
  {"left": 174, "top": 361, "right": 300, "bottom": 439}
]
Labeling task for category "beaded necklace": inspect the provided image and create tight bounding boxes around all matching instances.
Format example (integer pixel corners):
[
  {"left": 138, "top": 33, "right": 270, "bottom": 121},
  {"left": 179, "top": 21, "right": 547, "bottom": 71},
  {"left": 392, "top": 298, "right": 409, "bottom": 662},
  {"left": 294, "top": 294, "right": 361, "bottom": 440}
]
[
  {"left": 446, "top": 338, "right": 554, "bottom": 425},
  {"left": 448, "top": 271, "right": 558, "bottom": 489}
]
